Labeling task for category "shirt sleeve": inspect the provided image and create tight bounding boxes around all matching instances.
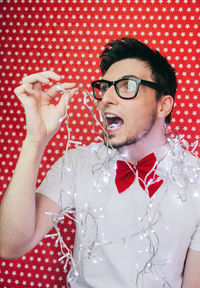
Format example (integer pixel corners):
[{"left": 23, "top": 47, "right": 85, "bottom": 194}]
[
  {"left": 189, "top": 175, "right": 200, "bottom": 251},
  {"left": 36, "top": 148, "right": 79, "bottom": 209},
  {"left": 190, "top": 223, "right": 200, "bottom": 251}
]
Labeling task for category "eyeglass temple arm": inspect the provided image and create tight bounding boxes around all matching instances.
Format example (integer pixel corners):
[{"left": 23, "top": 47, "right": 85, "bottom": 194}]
[{"left": 141, "top": 79, "right": 168, "bottom": 94}]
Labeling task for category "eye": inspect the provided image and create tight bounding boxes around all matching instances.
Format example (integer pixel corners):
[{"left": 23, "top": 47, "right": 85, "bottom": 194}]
[
  {"left": 100, "top": 83, "right": 109, "bottom": 94},
  {"left": 118, "top": 79, "right": 137, "bottom": 96},
  {"left": 124, "top": 79, "right": 136, "bottom": 92}
]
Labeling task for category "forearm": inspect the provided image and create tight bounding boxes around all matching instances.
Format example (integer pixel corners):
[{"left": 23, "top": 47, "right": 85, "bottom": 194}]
[
  {"left": 181, "top": 249, "right": 200, "bottom": 288},
  {"left": 0, "top": 138, "right": 47, "bottom": 258}
]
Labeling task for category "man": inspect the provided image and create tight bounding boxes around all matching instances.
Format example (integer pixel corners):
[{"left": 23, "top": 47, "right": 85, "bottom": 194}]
[{"left": 0, "top": 37, "right": 200, "bottom": 287}]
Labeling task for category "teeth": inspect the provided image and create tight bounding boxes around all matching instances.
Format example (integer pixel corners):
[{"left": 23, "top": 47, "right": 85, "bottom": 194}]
[{"left": 106, "top": 114, "right": 117, "bottom": 118}]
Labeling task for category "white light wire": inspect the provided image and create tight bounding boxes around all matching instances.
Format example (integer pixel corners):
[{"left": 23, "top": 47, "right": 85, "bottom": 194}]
[{"left": 45, "top": 86, "right": 200, "bottom": 287}]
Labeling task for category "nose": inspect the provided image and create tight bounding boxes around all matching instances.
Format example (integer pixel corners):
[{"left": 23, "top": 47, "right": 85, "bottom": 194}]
[{"left": 101, "top": 85, "right": 119, "bottom": 106}]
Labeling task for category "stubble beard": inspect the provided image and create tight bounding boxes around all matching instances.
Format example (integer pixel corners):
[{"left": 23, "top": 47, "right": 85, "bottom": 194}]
[{"left": 103, "top": 110, "right": 157, "bottom": 150}]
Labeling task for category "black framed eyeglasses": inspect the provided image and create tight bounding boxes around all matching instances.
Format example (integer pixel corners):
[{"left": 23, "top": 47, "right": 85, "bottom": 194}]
[{"left": 91, "top": 77, "right": 164, "bottom": 100}]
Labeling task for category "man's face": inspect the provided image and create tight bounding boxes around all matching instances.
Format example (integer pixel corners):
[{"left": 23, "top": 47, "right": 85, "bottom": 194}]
[{"left": 98, "top": 58, "right": 160, "bottom": 149}]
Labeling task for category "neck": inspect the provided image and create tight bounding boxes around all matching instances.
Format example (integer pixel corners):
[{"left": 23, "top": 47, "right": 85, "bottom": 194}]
[{"left": 118, "top": 125, "right": 167, "bottom": 164}]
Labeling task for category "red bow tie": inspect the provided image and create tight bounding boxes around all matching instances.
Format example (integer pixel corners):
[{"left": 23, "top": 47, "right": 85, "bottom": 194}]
[{"left": 115, "top": 153, "right": 163, "bottom": 198}]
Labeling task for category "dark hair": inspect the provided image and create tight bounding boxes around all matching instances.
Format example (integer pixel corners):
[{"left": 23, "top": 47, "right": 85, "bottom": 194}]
[{"left": 100, "top": 37, "right": 177, "bottom": 124}]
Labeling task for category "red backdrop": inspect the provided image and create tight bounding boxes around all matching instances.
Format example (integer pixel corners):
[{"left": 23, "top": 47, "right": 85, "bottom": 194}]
[{"left": 0, "top": 0, "right": 200, "bottom": 287}]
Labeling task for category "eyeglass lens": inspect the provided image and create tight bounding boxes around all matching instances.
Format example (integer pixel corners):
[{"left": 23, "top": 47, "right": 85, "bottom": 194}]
[{"left": 117, "top": 79, "right": 137, "bottom": 98}]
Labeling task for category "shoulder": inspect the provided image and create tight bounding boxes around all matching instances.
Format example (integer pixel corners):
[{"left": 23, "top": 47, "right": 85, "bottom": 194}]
[
  {"left": 64, "top": 141, "right": 106, "bottom": 158},
  {"left": 158, "top": 138, "right": 200, "bottom": 199},
  {"left": 159, "top": 138, "right": 200, "bottom": 175},
  {"left": 62, "top": 141, "right": 114, "bottom": 166}
]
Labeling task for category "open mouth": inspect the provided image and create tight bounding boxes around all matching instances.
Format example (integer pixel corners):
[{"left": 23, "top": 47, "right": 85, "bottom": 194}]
[{"left": 105, "top": 113, "right": 124, "bottom": 131}]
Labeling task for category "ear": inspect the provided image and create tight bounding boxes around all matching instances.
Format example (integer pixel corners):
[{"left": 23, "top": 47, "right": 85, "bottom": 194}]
[{"left": 157, "top": 95, "right": 174, "bottom": 119}]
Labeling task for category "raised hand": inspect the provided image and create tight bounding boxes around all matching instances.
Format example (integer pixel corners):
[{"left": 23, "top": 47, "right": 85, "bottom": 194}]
[{"left": 14, "top": 71, "right": 79, "bottom": 144}]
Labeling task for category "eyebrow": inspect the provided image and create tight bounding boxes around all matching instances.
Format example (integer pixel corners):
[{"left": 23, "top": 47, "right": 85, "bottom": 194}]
[
  {"left": 121, "top": 74, "right": 140, "bottom": 80},
  {"left": 102, "top": 74, "right": 140, "bottom": 81}
]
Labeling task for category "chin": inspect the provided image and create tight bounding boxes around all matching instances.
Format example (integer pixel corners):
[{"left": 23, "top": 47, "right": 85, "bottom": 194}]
[{"left": 103, "top": 134, "right": 137, "bottom": 150}]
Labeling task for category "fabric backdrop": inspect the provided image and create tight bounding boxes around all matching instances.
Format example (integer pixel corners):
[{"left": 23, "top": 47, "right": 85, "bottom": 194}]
[{"left": 0, "top": 0, "right": 199, "bottom": 287}]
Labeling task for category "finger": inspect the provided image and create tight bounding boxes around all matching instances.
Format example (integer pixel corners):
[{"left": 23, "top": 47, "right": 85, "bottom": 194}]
[
  {"left": 22, "top": 71, "right": 61, "bottom": 85},
  {"left": 55, "top": 92, "right": 69, "bottom": 120},
  {"left": 14, "top": 83, "right": 35, "bottom": 97},
  {"left": 45, "top": 83, "right": 78, "bottom": 99}
]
